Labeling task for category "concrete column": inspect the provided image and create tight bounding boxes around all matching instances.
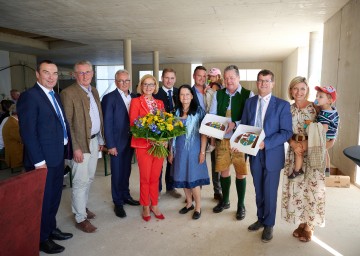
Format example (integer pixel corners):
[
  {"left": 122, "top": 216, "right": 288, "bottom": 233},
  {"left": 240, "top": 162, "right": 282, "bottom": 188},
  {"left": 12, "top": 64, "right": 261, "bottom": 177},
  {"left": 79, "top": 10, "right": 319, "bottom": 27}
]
[
  {"left": 308, "top": 31, "right": 323, "bottom": 89},
  {"left": 123, "top": 39, "right": 132, "bottom": 78},
  {"left": 153, "top": 51, "right": 159, "bottom": 82}
]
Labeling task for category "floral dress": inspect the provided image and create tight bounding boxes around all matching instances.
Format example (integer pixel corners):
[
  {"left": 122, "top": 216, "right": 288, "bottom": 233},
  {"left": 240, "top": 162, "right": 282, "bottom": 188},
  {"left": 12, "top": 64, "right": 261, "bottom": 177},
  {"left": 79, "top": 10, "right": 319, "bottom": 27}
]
[{"left": 281, "top": 103, "right": 326, "bottom": 228}]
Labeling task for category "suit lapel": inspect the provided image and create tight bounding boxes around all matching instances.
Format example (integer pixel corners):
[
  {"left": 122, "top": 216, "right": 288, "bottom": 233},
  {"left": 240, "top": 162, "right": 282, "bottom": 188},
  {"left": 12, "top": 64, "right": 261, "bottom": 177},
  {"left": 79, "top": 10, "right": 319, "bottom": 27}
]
[
  {"left": 264, "top": 96, "right": 276, "bottom": 126},
  {"left": 139, "top": 95, "right": 150, "bottom": 113},
  {"left": 34, "top": 84, "right": 59, "bottom": 119}
]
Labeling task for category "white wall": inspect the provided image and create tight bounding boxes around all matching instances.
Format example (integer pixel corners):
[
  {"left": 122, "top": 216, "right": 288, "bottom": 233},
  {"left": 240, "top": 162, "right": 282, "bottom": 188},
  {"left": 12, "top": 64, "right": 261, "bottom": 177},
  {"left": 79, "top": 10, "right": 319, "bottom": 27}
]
[{"left": 281, "top": 47, "right": 309, "bottom": 101}]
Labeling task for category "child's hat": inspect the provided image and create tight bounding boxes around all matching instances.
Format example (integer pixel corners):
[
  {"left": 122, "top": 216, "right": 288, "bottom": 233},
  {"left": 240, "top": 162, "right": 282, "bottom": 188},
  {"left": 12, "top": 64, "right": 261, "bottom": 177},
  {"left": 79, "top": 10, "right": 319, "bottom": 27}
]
[
  {"left": 208, "top": 68, "right": 221, "bottom": 76},
  {"left": 314, "top": 85, "right": 337, "bottom": 102}
]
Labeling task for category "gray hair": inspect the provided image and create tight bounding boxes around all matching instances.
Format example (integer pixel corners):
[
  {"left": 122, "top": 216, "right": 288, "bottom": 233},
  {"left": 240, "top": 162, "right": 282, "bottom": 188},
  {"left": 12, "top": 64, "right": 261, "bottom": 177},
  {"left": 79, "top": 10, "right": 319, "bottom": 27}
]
[
  {"left": 114, "top": 69, "right": 130, "bottom": 79},
  {"left": 224, "top": 65, "right": 240, "bottom": 77},
  {"left": 74, "top": 60, "right": 93, "bottom": 71}
]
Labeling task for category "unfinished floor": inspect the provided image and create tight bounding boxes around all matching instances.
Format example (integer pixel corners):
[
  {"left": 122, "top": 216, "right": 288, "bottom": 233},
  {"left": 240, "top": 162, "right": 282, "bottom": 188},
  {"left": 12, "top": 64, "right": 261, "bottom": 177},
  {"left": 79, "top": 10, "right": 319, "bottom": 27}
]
[{"left": 2, "top": 154, "right": 359, "bottom": 256}]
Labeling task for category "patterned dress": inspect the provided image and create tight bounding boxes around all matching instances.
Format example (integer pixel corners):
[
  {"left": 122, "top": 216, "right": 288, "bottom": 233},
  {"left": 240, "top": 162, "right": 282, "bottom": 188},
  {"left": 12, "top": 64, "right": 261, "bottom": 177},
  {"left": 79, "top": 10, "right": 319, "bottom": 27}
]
[{"left": 281, "top": 103, "right": 326, "bottom": 228}]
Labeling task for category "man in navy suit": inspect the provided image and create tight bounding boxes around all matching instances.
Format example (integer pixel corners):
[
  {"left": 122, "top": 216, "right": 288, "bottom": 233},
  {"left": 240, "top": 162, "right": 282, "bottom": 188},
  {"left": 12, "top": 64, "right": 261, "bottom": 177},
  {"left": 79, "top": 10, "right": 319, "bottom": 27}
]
[
  {"left": 153, "top": 68, "right": 181, "bottom": 198},
  {"left": 17, "top": 60, "right": 73, "bottom": 254},
  {"left": 241, "top": 69, "right": 292, "bottom": 243},
  {"left": 101, "top": 69, "right": 140, "bottom": 218}
]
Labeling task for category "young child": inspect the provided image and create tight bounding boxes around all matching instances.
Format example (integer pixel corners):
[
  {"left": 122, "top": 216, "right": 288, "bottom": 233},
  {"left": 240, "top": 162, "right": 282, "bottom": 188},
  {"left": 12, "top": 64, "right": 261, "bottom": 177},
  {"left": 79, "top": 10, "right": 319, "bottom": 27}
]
[
  {"left": 314, "top": 85, "right": 339, "bottom": 176},
  {"left": 205, "top": 68, "right": 223, "bottom": 152},
  {"left": 288, "top": 85, "right": 339, "bottom": 179}
]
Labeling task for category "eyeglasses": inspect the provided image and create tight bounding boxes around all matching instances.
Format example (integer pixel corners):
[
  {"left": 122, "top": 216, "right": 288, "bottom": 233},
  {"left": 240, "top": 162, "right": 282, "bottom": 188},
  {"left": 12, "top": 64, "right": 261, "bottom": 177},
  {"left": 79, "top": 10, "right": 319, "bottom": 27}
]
[
  {"left": 257, "top": 79, "right": 272, "bottom": 84},
  {"left": 116, "top": 79, "right": 131, "bottom": 84},
  {"left": 76, "top": 71, "right": 93, "bottom": 76},
  {"left": 143, "top": 83, "right": 155, "bottom": 88}
]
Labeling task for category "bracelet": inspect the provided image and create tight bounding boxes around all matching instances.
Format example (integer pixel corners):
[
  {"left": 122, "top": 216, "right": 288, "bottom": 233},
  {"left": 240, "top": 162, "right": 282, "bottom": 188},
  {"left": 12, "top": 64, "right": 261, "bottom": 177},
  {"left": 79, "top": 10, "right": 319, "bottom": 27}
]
[{"left": 201, "top": 151, "right": 205, "bottom": 155}]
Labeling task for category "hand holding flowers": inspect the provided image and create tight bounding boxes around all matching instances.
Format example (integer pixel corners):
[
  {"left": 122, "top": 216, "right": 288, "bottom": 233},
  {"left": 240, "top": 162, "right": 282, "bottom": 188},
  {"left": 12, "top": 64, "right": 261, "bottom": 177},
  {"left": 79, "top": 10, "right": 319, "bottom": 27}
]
[{"left": 131, "top": 110, "right": 186, "bottom": 158}]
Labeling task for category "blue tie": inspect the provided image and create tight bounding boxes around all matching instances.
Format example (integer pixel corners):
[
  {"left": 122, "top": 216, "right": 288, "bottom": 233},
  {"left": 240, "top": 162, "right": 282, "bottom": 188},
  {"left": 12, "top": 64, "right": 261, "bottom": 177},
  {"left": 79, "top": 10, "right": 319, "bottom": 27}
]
[
  {"left": 255, "top": 98, "right": 263, "bottom": 128},
  {"left": 49, "top": 91, "right": 68, "bottom": 140},
  {"left": 168, "top": 90, "right": 174, "bottom": 111}
]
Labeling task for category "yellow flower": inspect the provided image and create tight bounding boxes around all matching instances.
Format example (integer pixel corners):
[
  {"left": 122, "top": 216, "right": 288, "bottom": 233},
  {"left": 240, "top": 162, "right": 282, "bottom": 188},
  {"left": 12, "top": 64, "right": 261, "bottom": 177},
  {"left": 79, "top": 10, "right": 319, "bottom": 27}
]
[
  {"left": 147, "top": 116, "right": 153, "bottom": 124},
  {"left": 167, "top": 124, "right": 174, "bottom": 131}
]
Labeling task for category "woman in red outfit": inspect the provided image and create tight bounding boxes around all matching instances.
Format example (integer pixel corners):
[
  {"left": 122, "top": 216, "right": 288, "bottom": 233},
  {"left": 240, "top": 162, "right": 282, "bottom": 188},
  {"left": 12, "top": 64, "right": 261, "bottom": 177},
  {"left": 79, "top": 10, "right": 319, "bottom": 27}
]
[{"left": 129, "top": 74, "right": 165, "bottom": 221}]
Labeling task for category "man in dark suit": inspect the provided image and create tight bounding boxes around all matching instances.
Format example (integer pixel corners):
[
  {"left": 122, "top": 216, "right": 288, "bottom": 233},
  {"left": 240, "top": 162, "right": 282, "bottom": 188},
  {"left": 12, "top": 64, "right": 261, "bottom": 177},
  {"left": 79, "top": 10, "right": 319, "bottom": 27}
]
[
  {"left": 241, "top": 69, "right": 292, "bottom": 243},
  {"left": 101, "top": 69, "right": 140, "bottom": 218},
  {"left": 153, "top": 68, "right": 181, "bottom": 198},
  {"left": 17, "top": 60, "right": 73, "bottom": 254}
]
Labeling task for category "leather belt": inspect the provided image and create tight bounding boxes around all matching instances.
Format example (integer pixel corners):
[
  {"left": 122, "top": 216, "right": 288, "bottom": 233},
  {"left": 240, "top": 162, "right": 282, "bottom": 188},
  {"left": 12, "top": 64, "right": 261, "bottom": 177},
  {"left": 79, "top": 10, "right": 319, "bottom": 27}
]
[
  {"left": 292, "top": 134, "right": 308, "bottom": 142},
  {"left": 90, "top": 134, "right": 97, "bottom": 139}
]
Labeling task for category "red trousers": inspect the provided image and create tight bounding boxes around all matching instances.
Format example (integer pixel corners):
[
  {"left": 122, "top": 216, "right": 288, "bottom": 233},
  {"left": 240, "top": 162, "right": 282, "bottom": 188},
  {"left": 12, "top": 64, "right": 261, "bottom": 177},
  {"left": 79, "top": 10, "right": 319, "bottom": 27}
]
[{"left": 135, "top": 148, "right": 164, "bottom": 206}]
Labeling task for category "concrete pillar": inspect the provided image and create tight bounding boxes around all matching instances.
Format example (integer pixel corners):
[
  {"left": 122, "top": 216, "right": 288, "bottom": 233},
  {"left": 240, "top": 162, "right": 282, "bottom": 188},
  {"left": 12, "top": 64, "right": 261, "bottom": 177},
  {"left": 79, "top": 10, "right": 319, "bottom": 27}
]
[
  {"left": 308, "top": 31, "right": 323, "bottom": 93},
  {"left": 123, "top": 39, "right": 132, "bottom": 78},
  {"left": 153, "top": 51, "right": 159, "bottom": 82}
]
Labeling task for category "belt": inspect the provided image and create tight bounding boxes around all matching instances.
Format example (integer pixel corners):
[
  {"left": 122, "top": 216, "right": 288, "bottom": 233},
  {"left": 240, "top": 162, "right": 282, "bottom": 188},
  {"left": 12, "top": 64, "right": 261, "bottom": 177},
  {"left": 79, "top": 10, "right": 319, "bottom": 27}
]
[
  {"left": 292, "top": 134, "right": 308, "bottom": 142},
  {"left": 90, "top": 134, "right": 97, "bottom": 139}
]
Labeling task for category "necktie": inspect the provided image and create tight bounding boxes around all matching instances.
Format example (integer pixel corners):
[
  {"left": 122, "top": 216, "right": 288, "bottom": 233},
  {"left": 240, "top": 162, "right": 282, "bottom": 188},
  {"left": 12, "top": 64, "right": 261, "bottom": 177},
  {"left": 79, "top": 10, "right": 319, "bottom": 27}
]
[
  {"left": 168, "top": 90, "right": 174, "bottom": 111},
  {"left": 49, "top": 91, "right": 68, "bottom": 139},
  {"left": 255, "top": 97, "right": 263, "bottom": 128}
]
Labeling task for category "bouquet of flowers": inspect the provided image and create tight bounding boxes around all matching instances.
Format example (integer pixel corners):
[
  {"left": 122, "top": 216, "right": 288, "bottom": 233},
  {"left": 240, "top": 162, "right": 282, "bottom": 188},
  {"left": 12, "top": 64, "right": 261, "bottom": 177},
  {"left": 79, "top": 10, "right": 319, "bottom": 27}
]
[{"left": 131, "top": 110, "right": 186, "bottom": 158}]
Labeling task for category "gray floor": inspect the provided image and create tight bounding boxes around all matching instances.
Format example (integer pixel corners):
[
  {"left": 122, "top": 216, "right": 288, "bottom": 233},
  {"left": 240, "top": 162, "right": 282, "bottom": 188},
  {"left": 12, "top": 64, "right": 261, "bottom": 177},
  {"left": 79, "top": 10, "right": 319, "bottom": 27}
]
[{"left": 3, "top": 154, "right": 359, "bottom": 256}]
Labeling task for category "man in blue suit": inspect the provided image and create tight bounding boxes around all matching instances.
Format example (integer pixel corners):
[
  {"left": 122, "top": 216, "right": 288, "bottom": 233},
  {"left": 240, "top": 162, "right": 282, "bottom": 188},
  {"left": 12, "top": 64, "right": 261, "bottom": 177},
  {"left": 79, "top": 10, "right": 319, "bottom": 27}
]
[
  {"left": 241, "top": 69, "right": 292, "bottom": 243},
  {"left": 17, "top": 60, "right": 73, "bottom": 254},
  {"left": 153, "top": 68, "right": 181, "bottom": 198},
  {"left": 101, "top": 69, "right": 140, "bottom": 218}
]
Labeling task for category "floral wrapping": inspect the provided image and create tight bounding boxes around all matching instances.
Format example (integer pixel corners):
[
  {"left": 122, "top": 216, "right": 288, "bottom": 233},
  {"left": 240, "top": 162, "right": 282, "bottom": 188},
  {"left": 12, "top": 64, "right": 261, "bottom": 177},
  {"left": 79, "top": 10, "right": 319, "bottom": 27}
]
[{"left": 281, "top": 103, "right": 326, "bottom": 228}]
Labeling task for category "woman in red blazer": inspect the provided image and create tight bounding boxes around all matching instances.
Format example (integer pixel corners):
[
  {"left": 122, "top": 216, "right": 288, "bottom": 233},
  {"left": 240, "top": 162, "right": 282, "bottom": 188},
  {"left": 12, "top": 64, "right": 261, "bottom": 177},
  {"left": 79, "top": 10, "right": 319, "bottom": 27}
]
[{"left": 129, "top": 74, "right": 165, "bottom": 221}]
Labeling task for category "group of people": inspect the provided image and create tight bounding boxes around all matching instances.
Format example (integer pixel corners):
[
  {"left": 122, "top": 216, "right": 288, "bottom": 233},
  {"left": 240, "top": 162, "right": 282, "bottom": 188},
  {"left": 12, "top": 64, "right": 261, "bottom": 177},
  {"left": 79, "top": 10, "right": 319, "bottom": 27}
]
[
  {"left": 13, "top": 60, "right": 338, "bottom": 254},
  {"left": 0, "top": 95, "right": 23, "bottom": 171}
]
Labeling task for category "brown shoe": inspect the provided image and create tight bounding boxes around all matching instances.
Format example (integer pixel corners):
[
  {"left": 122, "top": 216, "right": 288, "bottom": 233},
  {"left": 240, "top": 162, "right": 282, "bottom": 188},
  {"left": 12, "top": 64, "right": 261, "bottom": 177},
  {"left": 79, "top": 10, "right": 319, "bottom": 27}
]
[
  {"left": 86, "top": 208, "right": 96, "bottom": 219},
  {"left": 76, "top": 219, "right": 97, "bottom": 233}
]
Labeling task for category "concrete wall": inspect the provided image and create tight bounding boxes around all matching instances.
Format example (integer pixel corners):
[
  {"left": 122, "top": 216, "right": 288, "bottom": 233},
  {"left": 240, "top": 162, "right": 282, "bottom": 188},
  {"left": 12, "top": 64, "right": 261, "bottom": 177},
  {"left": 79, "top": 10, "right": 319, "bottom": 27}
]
[
  {"left": 9, "top": 52, "right": 37, "bottom": 91},
  {"left": 0, "top": 50, "right": 11, "bottom": 100},
  {"left": 322, "top": 0, "right": 360, "bottom": 181}
]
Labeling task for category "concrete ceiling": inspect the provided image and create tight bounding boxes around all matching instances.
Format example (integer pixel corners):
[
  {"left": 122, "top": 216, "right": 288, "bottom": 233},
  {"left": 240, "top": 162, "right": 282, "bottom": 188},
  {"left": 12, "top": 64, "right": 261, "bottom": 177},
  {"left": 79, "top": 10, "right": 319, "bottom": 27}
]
[{"left": 0, "top": 0, "right": 349, "bottom": 66}]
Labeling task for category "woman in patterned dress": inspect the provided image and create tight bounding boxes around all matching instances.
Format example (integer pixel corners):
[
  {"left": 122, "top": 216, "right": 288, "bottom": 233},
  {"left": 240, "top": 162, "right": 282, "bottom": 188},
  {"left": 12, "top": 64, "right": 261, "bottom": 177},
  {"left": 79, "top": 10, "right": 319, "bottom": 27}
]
[{"left": 281, "top": 76, "right": 326, "bottom": 242}]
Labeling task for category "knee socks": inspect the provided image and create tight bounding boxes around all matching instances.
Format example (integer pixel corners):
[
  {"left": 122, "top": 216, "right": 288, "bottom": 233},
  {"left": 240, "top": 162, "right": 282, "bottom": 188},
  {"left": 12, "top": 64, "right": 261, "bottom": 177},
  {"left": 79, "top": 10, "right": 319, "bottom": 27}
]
[
  {"left": 220, "top": 176, "right": 231, "bottom": 203},
  {"left": 236, "top": 178, "right": 246, "bottom": 208}
]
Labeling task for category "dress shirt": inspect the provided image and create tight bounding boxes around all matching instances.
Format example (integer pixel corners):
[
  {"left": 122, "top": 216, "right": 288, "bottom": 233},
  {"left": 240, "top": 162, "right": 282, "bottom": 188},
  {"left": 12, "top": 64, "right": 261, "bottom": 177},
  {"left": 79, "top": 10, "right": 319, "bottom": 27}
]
[
  {"left": 255, "top": 93, "right": 272, "bottom": 126},
  {"left": 117, "top": 88, "right": 132, "bottom": 113},
  {"left": 193, "top": 85, "right": 206, "bottom": 111},
  {"left": 80, "top": 85, "right": 101, "bottom": 136}
]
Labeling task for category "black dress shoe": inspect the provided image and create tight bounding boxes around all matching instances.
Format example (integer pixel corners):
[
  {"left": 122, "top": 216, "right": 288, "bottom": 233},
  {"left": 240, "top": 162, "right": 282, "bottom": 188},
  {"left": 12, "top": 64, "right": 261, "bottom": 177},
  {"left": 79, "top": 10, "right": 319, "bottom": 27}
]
[
  {"left": 192, "top": 210, "right": 201, "bottom": 220},
  {"left": 248, "top": 220, "right": 264, "bottom": 231},
  {"left": 40, "top": 239, "right": 65, "bottom": 254},
  {"left": 49, "top": 228, "right": 73, "bottom": 240},
  {"left": 115, "top": 205, "right": 127, "bottom": 218},
  {"left": 261, "top": 226, "right": 274, "bottom": 243},
  {"left": 179, "top": 204, "right": 194, "bottom": 214},
  {"left": 124, "top": 197, "right": 140, "bottom": 206},
  {"left": 236, "top": 206, "right": 246, "bottom": 220},
  {"left": 214, "top": 193, "right": 223, "bottom": 201},
  {"left": 213, "top": 201, "right": 230, "bottom": 213}
]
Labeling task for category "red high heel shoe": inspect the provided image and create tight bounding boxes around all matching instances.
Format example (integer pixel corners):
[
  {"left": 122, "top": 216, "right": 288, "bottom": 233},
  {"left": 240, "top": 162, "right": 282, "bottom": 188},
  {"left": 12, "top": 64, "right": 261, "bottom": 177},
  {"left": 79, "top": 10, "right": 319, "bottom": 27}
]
[
  {"left": 150, "top": 208, "right": 165, "bottom": 220},
  {"left": 142, "top": 214, "right": 151, "bottom": 222}
]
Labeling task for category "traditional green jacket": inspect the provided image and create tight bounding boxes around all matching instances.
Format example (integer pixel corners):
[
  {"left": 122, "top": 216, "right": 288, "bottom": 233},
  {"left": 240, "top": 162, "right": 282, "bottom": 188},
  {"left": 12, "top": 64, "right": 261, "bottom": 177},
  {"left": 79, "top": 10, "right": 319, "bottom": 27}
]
[{"left": 216, "top": 87, "right": 251, "bottom": 122}]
